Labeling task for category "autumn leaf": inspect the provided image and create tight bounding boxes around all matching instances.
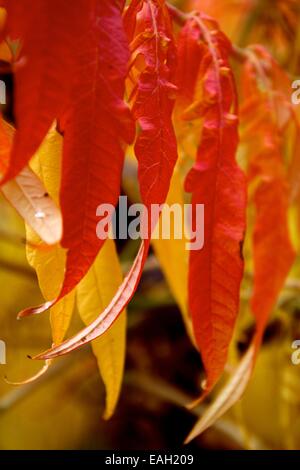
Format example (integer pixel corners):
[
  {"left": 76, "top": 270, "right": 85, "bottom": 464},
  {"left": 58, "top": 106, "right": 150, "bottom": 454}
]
[
  {"left": 1, "top": 121, "right": 62, "bottom": 245},
  {"left": 185, "top": 344, "right": 256, "bottom": 443},
  {"left": 125, "top": 0, "right": 178, "bottom": 208},
  {"left": 1, "top": 0, "right": 90, "bottom": 184},
  {"left": 240, "top": 47, "right": 296, "bottom": 333},
  {"left": 25, "top": 129, "right": 75, "bottom": 345},
  {"left": 0, "top": 0, "right": 299, "bottom": 445},
  {"left": 25, "top": 127, "right": 126, "bottom": 417},
  {"left": 31, "top": 0, "right": 178, "bottom": 360},
  {"left": 185, "top": 44, "right": 297, "bottom": 443},
  {"left": 32, "top": 242, "right": 146, "bottom": 360},
  {"left": 151, "top": 166, "right": 192, "bottom": 338},
  {"left": 180, "top": 14, "right": 246, "bottom": 392},
  {"left": 76, "top": 239, "right": 126, "bottom": 419},
  {"left": 18, "top": 0, "right": 134, "bottom": 318}
]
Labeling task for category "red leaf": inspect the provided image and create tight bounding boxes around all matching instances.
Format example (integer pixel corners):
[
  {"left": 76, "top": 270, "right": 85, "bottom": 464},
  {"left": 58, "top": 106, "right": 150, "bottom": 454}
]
[
  {"left": 182, "top": 15, "right": 246, "bottom": 392},
  {"left": 175, "top": 19, "right": 205, "bottom": 112},
  {"left": 251, "top": 176, "right": 295, "bottom": 330},
  {"left": 18, "top": 0, "right": 135, "bottom": 318},
  {"left": 29, "top": 0, "right": 178, "bottom": 360},
  {"left": 1, "top": 0, "right": 88, "bottom": 183},
  {"left": 240, "top": 47, "right": 296, "bottom": 331},
  {"left": 125, "top": 0, "right": 178, "bottom": 208},
  {"left": 185, "top": 45, "right": 296, "bottom": 442},
  {"left": 58, "top": 0, "right": 134, "bottom": 296}
]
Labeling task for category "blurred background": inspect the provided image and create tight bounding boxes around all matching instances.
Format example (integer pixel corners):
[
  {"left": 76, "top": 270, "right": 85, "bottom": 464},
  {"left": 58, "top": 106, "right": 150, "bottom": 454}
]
[{"left": 0, "top": 0, "right": 300, "bottom": 450}]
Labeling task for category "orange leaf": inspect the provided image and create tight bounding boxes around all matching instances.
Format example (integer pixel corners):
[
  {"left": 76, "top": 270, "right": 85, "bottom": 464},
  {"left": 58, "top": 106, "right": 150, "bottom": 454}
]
[{"left": 240, "top": 47, "right": 296, "bottom": 331}]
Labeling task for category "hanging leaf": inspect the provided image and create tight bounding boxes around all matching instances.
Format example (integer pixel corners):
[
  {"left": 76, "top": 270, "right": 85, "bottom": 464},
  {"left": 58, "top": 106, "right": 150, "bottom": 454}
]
[
  {"left": 76, "top": 239, "right": 126, "bottom": 419},
  {"left": 25, "top": 129, "right": 75, "bottom": 345},
  {"left": 185, "top": 344, "right": 256, "bottom": 443},
  {"left": 182, "top": 14, "right": 246, "bottom": 392},
  {"left": 30, "top": 0, "right": 178, "bottom": 360},
  {"left": 1, "top": 0, "right": 89, "bottom": 183},
  {"left": 151, "top": 166, "right": 192, "bottom": 338},
  {"left": 125, "top": 0, "right": 178, "bottom": 208},
  {"left": 240, "top": 46, "right": 296, "bottom": 331},
  {"left": 32, "top": 242, "right": 145, "bottom": 360},
  {"left": 185, "top": 44, "right": 297, "bottom": 443},
  {"left": 1, "top": 121, "right": 62, "bottom": 245},
  {"left": 18, "top": 0, "right": 134, "bottom": 317}
]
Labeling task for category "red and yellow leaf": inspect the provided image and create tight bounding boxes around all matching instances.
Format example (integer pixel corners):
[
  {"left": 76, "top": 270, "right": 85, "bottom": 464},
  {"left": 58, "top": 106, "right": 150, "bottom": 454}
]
[
  {"left": 18, "top": 0, "right": 134, "bottom": 317},
  {"left": 1, "top": 121, "right": 62, "bottom": 245},
  {"left": 31, "top": 0, "right": 178, "bottom": 361}
]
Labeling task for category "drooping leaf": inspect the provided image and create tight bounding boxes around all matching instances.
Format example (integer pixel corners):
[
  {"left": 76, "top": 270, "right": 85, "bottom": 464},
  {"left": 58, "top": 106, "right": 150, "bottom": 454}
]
[
  {"left": 58, "top": 0, "right": 134, "bottom": 295},
  {"left": 185, "top": 344, "right": 256, "bottom": 443},
  {"left": 18, "top": 0, "right": 134, "bottom": 317},
  {"left": 123, "top": 149, "right": 191, "bottom": 338},
  {"left": 25, "top": 129, "right": 75, "bottom": 345},
  {"left": 240, "top": 47, "right": 296, "bottom": 331},
  {"left": 76, "top": 239, "right": 126, "bottom": 419},
  {"left": 125, "top": 0, "right": 187, "bottom": 323},
  {"left": 31, "top": 0, "right": 178, "bottom": 360},
  {"left": 151, "top": 166, "right": 192, "bottom": 338},
  {"left": 3, "top": 128, "right": 72, "bottom": 386},
  {"left": 32, "top": 242, "right": 146, "bottom": 360},
  {"left": 1, "top": 121, "right": 62, "bottom": 245},
  {"left": 125, "top": 0, "right": 178, "bottom": 208},
  {"left": 1, "top": 0, "right": 89, "bottom": 183},
  {"left": 185, "top": 43, "right": 297, "bottom": 444},
  {"left": 182, "top": 14, "right": 246, "bottom": 392},
  {"left": 25, "top": 128, "right": 127, "bottom": 417}
]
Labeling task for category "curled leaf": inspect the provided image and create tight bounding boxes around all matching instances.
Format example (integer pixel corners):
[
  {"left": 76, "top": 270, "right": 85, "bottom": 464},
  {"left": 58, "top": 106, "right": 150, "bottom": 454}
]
[{"left": 4, "top": 360, "right": 51, "bottom": 386}]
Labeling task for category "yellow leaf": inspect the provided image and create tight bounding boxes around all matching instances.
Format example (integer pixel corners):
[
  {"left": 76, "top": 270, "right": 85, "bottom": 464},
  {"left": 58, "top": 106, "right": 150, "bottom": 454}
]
[
  {"left": 151, "top": 167, "right": 193, "bottom": 340},
  {"left": 76, "top": 238, "right": 126, "bottom": 419},
  {"left": 1, "top": 122, "right": 62, "bottom": 245},
  {"left": 2, "top": 165, "right": 62, "bottom": 245},
  {"left": 124, "top": 150, "right": 193, "bottom": 340},
  {"left": 185, "top": 345, "right": 255, "bottom": 443},
  {"left": 26, "top": 129, "right": 75, "bottom": 345}
]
